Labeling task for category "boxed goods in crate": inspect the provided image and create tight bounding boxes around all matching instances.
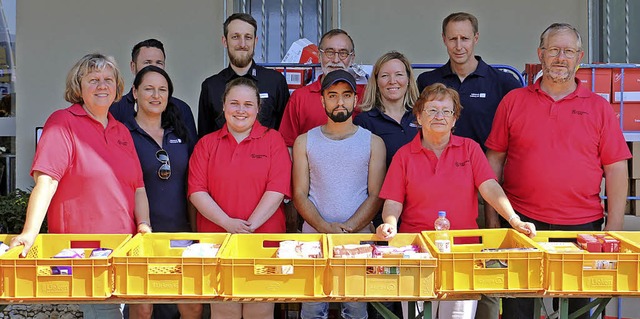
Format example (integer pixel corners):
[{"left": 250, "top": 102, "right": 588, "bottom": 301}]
[
  {"left": 533, "top": 231, "right": 640, "bottom": 295},
  {"left": 111, "top": 232, "right": 229, "bottom": 298},
  {"left": 0, "top": 234, "right": 130, "bottom": 300},
  {"left": 421, "top": 229, "right": 544, "bottom": 294},
  {"left": 327, "top": 233, "right": 436, "bottom": 299},
  {"left": 217, "top": 233, "right": 327, "bottom": 299}
]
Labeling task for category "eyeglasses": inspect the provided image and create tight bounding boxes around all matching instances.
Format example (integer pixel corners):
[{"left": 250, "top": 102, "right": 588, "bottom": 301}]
[
  {"left": 319, "top": 49, "right": 354, "bottom": 60},
  {"left": 156, "top": 149, "right": 171, "bottom": 180},
  {"left": 424, "top": 108, "right": 454, "bottom": 118},
  {"left": 542, "top": 47, "right": 581, "bottom": 58}
]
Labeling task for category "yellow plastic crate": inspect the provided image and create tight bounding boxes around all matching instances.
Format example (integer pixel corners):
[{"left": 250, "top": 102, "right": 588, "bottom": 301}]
[
  {"left": 327, "top": 233, "right": 436, "bottom": 300},
  {"left": 218, "top": 233, "right": 327, "bottom": 299},
  {"left": 0, "top": 234, "right": 15, "bottom": 297},
  {"left": 112, "top": 232, "right": 229, "bottom": 298},
  {"left": 422, "top": 229, "right": 544, "bottom": 294},
  {"left": 533, "top": 231, "right": 640, "bottom": 295},
  {"left": 0, "top": 233, "right": 130, "bottom": 300}
]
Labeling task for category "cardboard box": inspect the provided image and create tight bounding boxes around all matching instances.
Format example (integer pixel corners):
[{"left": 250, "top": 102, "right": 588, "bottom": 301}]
[
  {"left": 282, "top": 38, "right": 319, "bottom": 64},
  {"left": 610, "top": 103, "right": 640, "bottom": 131},
  {"left": 576, "top": 68, "right": 611, "bottom": 101},
  {"left": 612, "top": 68, "right": 640, "bottom": 103},
  {"left": 275, "top": 67, "right": 313, "bottom": 89}
]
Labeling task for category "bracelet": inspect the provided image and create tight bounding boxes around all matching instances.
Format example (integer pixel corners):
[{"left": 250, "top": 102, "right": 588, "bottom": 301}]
[
  {"left": 137, "top": 221, "right": 152, "bottom": 230},
  {"left": 507, "top": 215, "right": 521, "bottom": 224}
]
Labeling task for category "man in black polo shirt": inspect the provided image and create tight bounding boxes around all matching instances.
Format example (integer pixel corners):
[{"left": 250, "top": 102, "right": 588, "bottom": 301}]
[
  {"left": 197, "top": 13, "right": 289, "bottom": 137},
  {"left": 417, "top": 12, "right": 521, "bottom": 319},
  {"left": 110, "top": 39, "right": 197, "bottom": 143},
  {"left": 417, "top": 12, "right": 521, "bottom": 151}
]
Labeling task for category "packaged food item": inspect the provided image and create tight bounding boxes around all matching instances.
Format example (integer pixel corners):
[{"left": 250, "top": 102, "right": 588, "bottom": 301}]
[
  {"left": 0, "top": 242, "right": 9, "bottom": 255},
  {"left": 372, "top": 245, "right": 420, "bottom": 258},
  {"left": 277, "top": 241, "right": 323, "bottom": 258},
  {"left": 538, "top": 242, "right": 583, "bottom": 253},
  {"left": 596, "top": 235, "right": 620, "bottom": 253},
  {"left": 181, "top": 243, "right": 220, "bottom": 257},
  {"left": 333, "top": 244, "right": 373, "bottom": 258},
  {"left": 90, "top": 248, "right": 113, "bottom": 258},
  {"left": 577, "top": 234, "right": 602, "bottom": 252},
  {"left": 584, "top": 260, "right": 617, "bottom": 270},
  {"left": 366, "top": 266, "right": 400, "bottom": 275},
  {"left": 51, "top": 248, "right": 84, "bottom": 275},
  {"left": 53, "top": 248, "right": 85, "bottom": 259},
  {"left": 51, "top": 266, "right": 73, "bottom": 275}
]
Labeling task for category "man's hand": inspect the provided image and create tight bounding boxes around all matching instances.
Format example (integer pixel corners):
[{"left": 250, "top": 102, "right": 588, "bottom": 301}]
[{"left": 325, "top": 222, "right": 352, "bottom": 234}]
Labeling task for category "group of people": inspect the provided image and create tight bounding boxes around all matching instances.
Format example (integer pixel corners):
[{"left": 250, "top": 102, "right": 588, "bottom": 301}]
[{"left": 8, "top": 10, "right": 630, "bottom": 319}]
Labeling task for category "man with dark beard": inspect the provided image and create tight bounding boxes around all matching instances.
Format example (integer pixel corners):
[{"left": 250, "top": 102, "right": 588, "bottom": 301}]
[
  {"left": 292, "top": 69, "right": 385, "bottom": 319},
  {"left": 486, "top": 23, "right": 630, "bottom": 319},
  {"left": 197, "top": 13, "right": 289, "bottom": 137}
]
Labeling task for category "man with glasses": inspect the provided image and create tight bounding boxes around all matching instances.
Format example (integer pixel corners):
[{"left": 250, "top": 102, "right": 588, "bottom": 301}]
[
  {"left": 198, "top": 13, "right": 289, "bottom": 137},
  {"left": 279, "top": 29, "right": 366, "bottom": 151},
  {"left": 486, "top": 23, "right": 630, "bottom": 319}
]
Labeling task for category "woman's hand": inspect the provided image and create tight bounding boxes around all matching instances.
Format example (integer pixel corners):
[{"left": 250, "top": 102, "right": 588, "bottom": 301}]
[
  {"left": 511, "top": 220, "right": 537, "bottom": 238},
  {"left": 137, "top": 222, "right": 152, "bottom": 234},
  {"left": 223, "top": 217, "right": 252, "bottom": 234},
  {"left": 376, "top": 223, "right": 397, "bottom": 240},
  {"left": 9, "top": 232, "right": 38, "bottom": 257}
]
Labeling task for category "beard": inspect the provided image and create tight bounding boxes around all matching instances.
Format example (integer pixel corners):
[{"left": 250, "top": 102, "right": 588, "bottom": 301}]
[
  {"left": 542, "top": 60, "right": 573, "bottom": 83},
  {"left": 228, "top": 47, "right": 254, "bottom": 68},
  {"left": 326, "top": 107, "right": 353, "bottom": 123}
]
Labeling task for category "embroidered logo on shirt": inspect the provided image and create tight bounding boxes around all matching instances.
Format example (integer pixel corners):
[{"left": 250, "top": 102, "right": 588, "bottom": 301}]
[
  {"left": 169, "top": 138, "right": 182, "bottom": 144},
  {"left": 572, "top": 110, "right": 589, "bottom": 116},
  {"left": 251, "top": 154, "right": 267, "bottom": 159},
  {"left": 455, "top": 160, "right": 470, "bottom": 167},
  {"left": 469, "top": 93, "right": 487, "bottom": 98}
]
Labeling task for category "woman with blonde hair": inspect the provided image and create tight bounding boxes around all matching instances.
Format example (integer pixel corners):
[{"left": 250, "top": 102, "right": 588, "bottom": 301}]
[
  {"left": 355, "top": 51, "right": 420, "bottom": 168},
  {"left": 11, "top": 53, "right": 151, "bottom": 319}
]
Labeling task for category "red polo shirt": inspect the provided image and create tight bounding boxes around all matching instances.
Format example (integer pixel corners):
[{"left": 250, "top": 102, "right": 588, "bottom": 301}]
[
  {"left": 380, "top": 133, "right": 495, "bottom": 237},
  {"left": 485, "top": 79, "right": 631, "bottom": 225},
  {"left": 32, "top": 104, "right": 143, "bottom": 234},
  {"left": 188, "top": 122, "right": 291, "bottom": 233},
  {"left": 279, "top": 77, "right": 365, "bottom": 147}
]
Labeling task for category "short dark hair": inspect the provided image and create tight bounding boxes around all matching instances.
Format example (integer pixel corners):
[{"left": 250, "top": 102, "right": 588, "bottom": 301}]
[
  {"left": 319, "top": 29, "right": 355, "bottom": 52},
  {"left": 224, "top": 13, "right": 257, "bottom": 37},
  {"left": 131, "top": 39, "right": 165, "bottom": 62},
  {"left": 442, "top": 12, "right": 479, "bottom": 35}
]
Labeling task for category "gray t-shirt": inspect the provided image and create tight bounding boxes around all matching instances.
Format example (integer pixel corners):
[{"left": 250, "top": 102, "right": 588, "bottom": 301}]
[{"left": 302, "top": 126, "right": 372, "bottom": 233}]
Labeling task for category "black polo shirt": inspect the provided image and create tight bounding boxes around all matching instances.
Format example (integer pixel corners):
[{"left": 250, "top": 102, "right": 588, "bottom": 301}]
[
  {"left": 110, "top": 90, "right": 198, "bottom": 144},
  {"left": 125, "top": 120, "right": 193, "bottom": 232},
  {"left": 197, "top": 60, "right": 290, "bottom": 137},
  {"left": 354, "top": 107, "right": 418, "bottom": 168},
  {"left": 417, "top": 56, "right": 521, "bottom": 150}
]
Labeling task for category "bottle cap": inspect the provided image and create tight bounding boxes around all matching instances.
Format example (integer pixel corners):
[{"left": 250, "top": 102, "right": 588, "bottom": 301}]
[{"left": 438, "top": 211, "right": 446, "bottom": 218}]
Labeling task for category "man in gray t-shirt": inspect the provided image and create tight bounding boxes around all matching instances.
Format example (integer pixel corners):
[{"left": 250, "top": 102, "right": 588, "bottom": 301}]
[{"left": 292, "top": 70, "right": 386, "bottom": 319}]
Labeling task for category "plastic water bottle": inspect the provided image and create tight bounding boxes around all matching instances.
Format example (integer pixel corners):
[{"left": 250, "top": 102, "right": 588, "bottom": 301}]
[{"left": 434, "top": 211, "right": 451, "bottom": 253}]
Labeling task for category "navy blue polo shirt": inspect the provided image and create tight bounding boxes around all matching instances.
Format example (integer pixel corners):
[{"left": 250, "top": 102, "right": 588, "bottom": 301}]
[
  {"left": 417, "top": 56, "right": 521, "bottom": 150},
  {"left": 110, "top": 90, "right": 198, "bottom": 144},
  {"left": 125, "top": 120, "right": 193, "bottom": 232},
  {"left": 354, "top": 107, "right": 418, "bottom": 168},
  {"left": 197, "top": 60, "right": 290, "bottom": 137}
]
